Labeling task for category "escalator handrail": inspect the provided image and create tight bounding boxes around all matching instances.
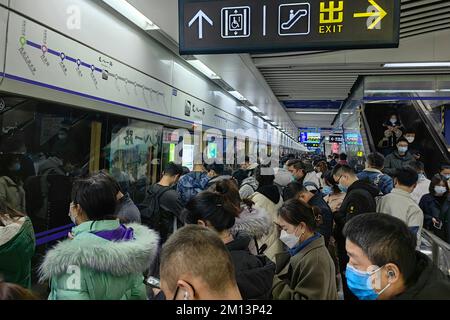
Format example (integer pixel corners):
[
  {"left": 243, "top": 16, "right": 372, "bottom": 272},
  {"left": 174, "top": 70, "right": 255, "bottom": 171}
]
[
  {"left": 412, "top": 98, "right": 450, "bottom": 164},
  {"left": 423, "top": 229, "right": 450, "bottom": 252},
  {"left": 360, "top": 104, "right": 376, "bottom": 153}
]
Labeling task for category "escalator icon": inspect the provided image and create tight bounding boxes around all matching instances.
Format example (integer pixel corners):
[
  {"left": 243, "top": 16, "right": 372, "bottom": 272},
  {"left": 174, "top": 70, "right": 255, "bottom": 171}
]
[{"left": 279, "top": 3, "right": 311, "bottom": 36}]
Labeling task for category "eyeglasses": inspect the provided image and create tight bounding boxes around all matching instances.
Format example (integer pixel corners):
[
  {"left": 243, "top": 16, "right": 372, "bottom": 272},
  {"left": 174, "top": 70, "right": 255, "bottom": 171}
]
[{"left": 172, "top": 282, "right": 195, "bottom": 300}]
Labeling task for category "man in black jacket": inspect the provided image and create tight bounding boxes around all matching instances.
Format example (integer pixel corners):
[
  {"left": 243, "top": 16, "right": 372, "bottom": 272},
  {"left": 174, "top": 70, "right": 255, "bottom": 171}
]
[
  {"left": 344, "top": 213, "right": 450, "bottom": 300},
  {"left": 332, "top": 164, "right": 380, "bottom": 300}
]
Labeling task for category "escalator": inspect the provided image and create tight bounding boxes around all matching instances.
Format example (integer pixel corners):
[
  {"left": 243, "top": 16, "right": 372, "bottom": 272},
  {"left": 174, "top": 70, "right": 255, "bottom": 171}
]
[{"left": 361, "top": 100, "right": 450, "bottom": 176}]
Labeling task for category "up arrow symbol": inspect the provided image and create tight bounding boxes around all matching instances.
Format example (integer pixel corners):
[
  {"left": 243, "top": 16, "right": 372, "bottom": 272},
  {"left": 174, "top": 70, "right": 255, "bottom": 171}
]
[{"left": 188, "top": 10, "right": 213, "bottom": 39}]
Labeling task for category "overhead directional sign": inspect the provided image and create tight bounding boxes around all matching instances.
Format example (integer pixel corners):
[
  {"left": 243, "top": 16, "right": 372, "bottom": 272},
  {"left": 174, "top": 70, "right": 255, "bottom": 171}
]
[
  {"left": 179, "top": 0, "right": 401, "bottom": 55},
  {"left": 188, "top": 10, "right": 214, "bottom": 39}
]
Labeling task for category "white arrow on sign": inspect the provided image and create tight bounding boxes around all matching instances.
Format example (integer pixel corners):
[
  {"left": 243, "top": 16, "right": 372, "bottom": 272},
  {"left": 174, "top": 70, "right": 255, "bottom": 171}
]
[{"left": 188, "top": 10, "right": 213, "bottom": 39}]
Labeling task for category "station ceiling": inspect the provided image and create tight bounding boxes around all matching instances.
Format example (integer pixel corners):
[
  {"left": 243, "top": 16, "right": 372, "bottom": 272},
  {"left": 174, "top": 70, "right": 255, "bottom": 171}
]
[{"left": 128, "top": 0, "right": 450, "bottom": 132}]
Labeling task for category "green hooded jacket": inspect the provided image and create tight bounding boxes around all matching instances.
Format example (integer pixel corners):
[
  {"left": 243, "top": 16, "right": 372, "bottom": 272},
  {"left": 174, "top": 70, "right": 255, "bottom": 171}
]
[
  {"left": 39, "top": 220, "right": 159, "bottom": 300},
  {"left": 0, "top": 216, "right": 35, "bottom": 288}
]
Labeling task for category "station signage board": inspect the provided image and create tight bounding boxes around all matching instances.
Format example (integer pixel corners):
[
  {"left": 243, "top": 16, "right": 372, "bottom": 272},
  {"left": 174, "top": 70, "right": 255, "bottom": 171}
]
[
  {"left": 329, "top": 135, "right": 343, "bottom": 144},
  {"left": 179, "top": 0, "right": 401, "bottom": 55}
]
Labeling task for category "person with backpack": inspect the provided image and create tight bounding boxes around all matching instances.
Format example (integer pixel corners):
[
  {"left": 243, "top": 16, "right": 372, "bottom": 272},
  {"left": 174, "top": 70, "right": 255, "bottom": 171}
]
[
  {"left": 357, "top": 152, "right": 393, "bottom": 195},
  {"left": 206, "top": 161, "right": 233, "bottom": 189},
  {"left": 142, "top": 162, "right": 184, "bottom": 245},
  {"left": 332, "top": 164, "right": 379, "bottom": 300},
  {"left": 239, "top": 163, "right": 259, "bottom": 200},
  {"left": 177, "top": 163, "right": 210, "bottom": 206}
]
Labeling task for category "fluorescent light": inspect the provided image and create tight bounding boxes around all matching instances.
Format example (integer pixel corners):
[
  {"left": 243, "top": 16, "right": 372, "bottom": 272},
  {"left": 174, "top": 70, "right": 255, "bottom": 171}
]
[
  {"left": 102, "top": 0, "right": 160, "bottom": 30},
  {"left": 249, "top": 106, "right": 261, "bottom": 113},
  {"left": 229, "top": 91, "right": 247, "bottom": 101},
  {"left": 365, "top": 90, "right": 436, "bottom": 93},
  {"left": 439, "top": 89, "right": 450, "bottom": 92},
  {"left": 187, "top": 60, "right": 221, "bottom": 80},
  {"left": 296, "top": 111, "right": 339, "bottom": 115},
  {"left": 383, "top": 62, "right": 450, "bottom": 68}
]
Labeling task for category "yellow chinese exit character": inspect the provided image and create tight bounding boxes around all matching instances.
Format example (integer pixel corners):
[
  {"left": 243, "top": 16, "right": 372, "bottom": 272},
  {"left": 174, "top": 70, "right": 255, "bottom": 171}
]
[{"left": 320, "top": 1, "right": 344, "bottom": 24}]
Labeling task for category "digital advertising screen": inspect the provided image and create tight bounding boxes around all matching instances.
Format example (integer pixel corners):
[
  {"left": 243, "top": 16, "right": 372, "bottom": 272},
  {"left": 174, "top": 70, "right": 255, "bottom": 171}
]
[{"left": 345, "top": 133, "right": 363, "bottom": 145}]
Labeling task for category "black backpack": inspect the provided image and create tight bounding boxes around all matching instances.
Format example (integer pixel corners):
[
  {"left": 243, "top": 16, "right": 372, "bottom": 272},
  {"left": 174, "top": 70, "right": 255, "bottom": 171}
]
[{"left": 140, "top": 186, "right": 171, "bottom": 233}]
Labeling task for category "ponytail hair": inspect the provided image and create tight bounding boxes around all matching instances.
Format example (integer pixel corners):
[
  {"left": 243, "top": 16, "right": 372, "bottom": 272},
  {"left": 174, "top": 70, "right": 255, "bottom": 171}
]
[
  {"left": 184, "top": 180, "right": 241, "bottom": 232},
  {"left": 278, "top": 198, "right": 322, "bottom": 231}
]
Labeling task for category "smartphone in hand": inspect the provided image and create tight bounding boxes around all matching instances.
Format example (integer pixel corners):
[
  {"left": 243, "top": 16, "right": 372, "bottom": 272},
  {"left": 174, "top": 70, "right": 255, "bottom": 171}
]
[
  {"left": 145, "top": 276, "right": 161, "bottom": 289},
  {"left": 433, "top": 219, "right": 443, "bottom": 230}
]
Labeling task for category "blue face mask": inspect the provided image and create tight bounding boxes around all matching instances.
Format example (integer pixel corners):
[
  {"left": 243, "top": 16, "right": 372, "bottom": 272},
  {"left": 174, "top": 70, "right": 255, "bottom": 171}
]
[
  {"left": 338, "top": 184, "right": 348, "bottom": 193},
  {"left": 322, "top": 186, "right": 333, "bottom": 195},
  {"left": 346, "top": 264, "right": 391, "bottom": 300},
  {"left": 398, "top": 146, "right": 408, "bottom": 154}
]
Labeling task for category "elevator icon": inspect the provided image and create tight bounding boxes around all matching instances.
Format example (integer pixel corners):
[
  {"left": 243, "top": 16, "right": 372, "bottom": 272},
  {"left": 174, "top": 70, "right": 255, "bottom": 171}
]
[{"left": 221, "top": 6, "right": 251, "bottom": 38}]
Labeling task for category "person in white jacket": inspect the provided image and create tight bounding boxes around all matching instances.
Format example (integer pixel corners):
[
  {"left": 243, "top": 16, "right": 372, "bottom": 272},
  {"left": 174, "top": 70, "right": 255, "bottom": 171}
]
[
  {"left": 409, "top": 161, "right": 431, "bottom": 204},
  {"left": 376, "top": 167, "right": 424, "bottom": 248}
]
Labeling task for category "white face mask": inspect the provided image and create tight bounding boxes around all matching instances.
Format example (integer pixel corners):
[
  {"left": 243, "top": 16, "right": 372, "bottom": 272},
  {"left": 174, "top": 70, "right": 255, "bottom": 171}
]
[
  {"left": 280, "top": 230, "right": 299, "bottom": 249},
  {"left": 434, "top": 186, "right": 447, "bottom": 196}
]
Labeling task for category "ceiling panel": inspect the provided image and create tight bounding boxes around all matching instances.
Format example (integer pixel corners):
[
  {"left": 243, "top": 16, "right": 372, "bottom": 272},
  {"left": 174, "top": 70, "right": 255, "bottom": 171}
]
[{"left": 254, "top": 0, "right": 450, "bottom": 130}]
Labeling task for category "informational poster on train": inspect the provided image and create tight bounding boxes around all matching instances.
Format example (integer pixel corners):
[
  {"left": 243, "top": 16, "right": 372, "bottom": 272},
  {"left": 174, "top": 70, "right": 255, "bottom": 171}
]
[
  {"left": 182, "top": 144, "right": 195, "bottom": 171},
  {"left": 180, "top": 0, "right": 400, "bottom": 54},
  {"left": 3, "top": 12, "right": 172, "bottom": 120}
]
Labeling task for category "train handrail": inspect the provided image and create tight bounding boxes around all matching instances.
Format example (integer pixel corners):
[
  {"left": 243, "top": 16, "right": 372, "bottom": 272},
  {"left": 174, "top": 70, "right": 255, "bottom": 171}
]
[{"left": 420, "top": 229, "right": 450, "bottom": 277}]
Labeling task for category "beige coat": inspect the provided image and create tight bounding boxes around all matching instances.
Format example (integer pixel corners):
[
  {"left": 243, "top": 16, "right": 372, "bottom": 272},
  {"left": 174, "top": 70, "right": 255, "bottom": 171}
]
[
  {"left": 0, "top": 176, "right": 26, "bottom": 213},
  {"left": 248, "top": 191, "right": 283, "bottom": 262},
  {"left": 272, "top": 236, "right": 338, "bottom": 300},
  {"left": 376, "top": 188, "right": 424, "bottom": 247}
]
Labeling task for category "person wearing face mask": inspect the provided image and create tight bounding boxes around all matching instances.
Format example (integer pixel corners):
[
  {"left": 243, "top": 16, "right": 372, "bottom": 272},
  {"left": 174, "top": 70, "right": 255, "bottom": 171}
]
[
  {"left": 377, "top": 167, "right": 424, "bottom": 248},
  {"left": 159, "top": 225, "right": 243, "bottom": 300},
  {"left": 409, "top": 161, "right": 431, "bottom": 204},
  {"left": 50, "top": 128, "right": 79, "bottom": 164},
  {"left": 383, "top": 137, "right": 415, "bottom": 177},
  {"left": 39, "top": 175, "right": 159, "bottom": 300},
  {"left": 332, "top": 164, "right": 379, "bottom": 300},
  {"left": 0, "top": 154, "right": 26, "bottom": 213},
  {"left": 440, "top": 164, "right": 450, "bottom": 189},
  {"left": 419, "top": 174, "right": 450, "bottom": 243},
  {"left": 323, "top": 171, "right": 346, "bottom": 214},
  {"left": 343, "top": 213, "right": 450, "bottom": 300},
  {"left": 272, "top": 199, "right": 338, "bottom": 300},
  {"left": 382, "top": 113, "right": 404, "bottom": 149},
  {"left": 403, "top": 130, "right": 422, "bottom": 161},
  {"left": 283, "top": 182, "right": 333, "bottom": 247},
  {"left": 184, "top": 181, "right": 275, "bottom": 300},
  {"left": 286, "top": 159, "right": 321, "bottom": 187}
]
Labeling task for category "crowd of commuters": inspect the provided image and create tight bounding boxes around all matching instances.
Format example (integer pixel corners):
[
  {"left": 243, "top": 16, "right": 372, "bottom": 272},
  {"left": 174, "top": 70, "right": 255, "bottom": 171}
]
[{"left": 1, "top": 128, "right": 450, "bottom": 300}]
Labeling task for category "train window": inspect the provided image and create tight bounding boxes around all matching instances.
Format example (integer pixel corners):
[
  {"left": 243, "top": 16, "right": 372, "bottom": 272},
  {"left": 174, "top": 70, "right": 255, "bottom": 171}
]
[{"left": 0, "top": 94, "right": 163, "bottom": 235}]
